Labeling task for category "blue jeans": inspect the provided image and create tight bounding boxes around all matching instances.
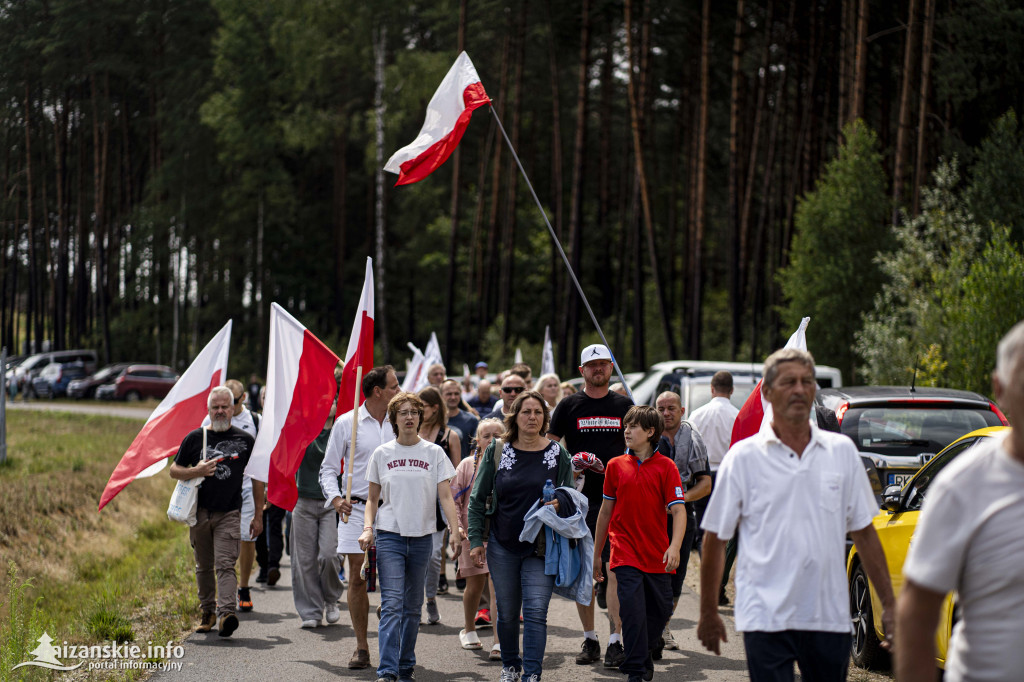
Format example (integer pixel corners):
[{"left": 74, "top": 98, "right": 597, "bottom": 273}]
[
  {"left": 487, "top": 539, "right": 555, "bottom": 679},
  {"left": 375, "top": 531, "right": 433, "bottom": 680}
]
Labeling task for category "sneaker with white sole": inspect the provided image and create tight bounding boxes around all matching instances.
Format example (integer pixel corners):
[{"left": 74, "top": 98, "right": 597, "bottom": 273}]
[
  {"left": 662, "top": 626, "right": 679, "bottom": 650},
  {"left": 301, "top": 619, "right": 320, "bottom": 628},
  {"left": 498, "top": 666, "right": 521, "bottom": 682},
  {"left": 425, "top": 599, "right": 440, "bottom": 624},
  {"left": 459, "top": 628, "right": 482, "bottom": 649},
  {"left": 326, "top": 604, "right": 341, "bottom": 624}
]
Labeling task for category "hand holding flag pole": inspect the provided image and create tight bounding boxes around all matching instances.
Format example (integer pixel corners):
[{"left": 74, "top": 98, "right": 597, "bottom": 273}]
[{"left": 342, "top": 365, "right": 363, "bottom": 524}]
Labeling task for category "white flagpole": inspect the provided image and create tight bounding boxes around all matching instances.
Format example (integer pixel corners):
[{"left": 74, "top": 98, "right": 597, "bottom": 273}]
[{"left": 488, "top": 105, "right": 634, "bottom": 402}]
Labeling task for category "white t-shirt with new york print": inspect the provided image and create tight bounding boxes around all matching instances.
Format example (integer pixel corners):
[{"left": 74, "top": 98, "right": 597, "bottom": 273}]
[{"left": 366, "top": 438, "right": 457, "bottom": 537}]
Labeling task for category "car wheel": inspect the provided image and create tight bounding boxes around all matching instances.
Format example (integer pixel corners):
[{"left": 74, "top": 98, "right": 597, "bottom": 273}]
[
  {"left": 850, "top": 562, "right": 889, "bottom": 669},
  {"left": 125, "top": 390, "right": 142, "bottom": 402}
]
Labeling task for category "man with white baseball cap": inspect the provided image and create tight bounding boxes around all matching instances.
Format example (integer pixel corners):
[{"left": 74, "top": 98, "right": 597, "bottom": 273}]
[{"left": 548, "top": 343, "right": 635, "bottom": 668}]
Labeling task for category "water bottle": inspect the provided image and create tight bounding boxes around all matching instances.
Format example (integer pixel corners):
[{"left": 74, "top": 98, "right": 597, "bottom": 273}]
[
  {"left": 366, "top": 545, "right": 377, "bottom": 592},
  {"left": 543, "top": 479, "right": 556, "bottom": 503}
]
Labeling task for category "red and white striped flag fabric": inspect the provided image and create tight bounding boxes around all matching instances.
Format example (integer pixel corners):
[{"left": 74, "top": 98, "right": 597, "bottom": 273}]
[
  {"left": 337, "top": 257, "right": 375, "bottom": 414},
  {"left": 98, "top": 321, "right": 232, "bottom": 511},
  {"left": 730, "top": 317, "right": 811, "bottom": 446},
  {"left": 384, "top": 51, "right": 490, "bottom": 186},
  {"left": 246, "top": 304, "right": 339, "bottom": 510}
]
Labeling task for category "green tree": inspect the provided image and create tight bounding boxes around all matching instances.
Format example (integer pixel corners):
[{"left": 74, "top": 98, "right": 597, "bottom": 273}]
[
  {"left": 855, "top": 158, "right": 985, "bottom": 385},
  {"left": 777, "top": 121, "right": 890, "bottom": 381},
  {"left": 965, "top": 109, "right": 1024, "bottom": 243},
  {"left": 943, "top": 227, "right": 1024, "bottom": 395}
]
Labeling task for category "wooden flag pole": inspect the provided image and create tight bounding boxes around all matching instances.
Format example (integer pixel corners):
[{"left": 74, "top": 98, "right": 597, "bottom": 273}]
[{"left": 341, "top": 365, "right": 363, "bottom": 524}]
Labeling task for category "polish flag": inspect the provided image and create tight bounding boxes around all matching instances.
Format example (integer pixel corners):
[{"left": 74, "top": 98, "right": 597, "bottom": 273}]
[
  {"left": 246, "top": 304, "right": 340, "bottom": 510},
  {"left": 730, "top": 317, "right": 811, "bottom": 446},
  {"left": 98, "top": 321, "right": 232, "bottom": 511},
  {"left": 337, "top": 257, "right": 375, "bottom": 414},
  {"left": 384, "top": 51, "right": 490, "bottom": 186}
]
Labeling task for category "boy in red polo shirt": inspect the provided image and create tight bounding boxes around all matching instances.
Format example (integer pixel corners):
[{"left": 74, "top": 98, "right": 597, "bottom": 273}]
[{"left": 594, "top": 405, "right": 687, "bottom": 682}]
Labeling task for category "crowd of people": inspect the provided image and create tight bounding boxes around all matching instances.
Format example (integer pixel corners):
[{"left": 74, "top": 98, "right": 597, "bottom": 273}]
[{"left": 168, "top": 321, "right": 1024, "bottom": 682}]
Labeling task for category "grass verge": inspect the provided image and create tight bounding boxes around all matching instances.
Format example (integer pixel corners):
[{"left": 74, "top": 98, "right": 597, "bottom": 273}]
[{"left": 0, "top": 411, "right": 198, "bottom": 681}]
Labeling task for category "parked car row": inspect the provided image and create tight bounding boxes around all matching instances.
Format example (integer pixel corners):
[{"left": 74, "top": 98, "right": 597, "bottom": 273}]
[{"left": 4, "top": 353, "right": 178, "bottom": 402}]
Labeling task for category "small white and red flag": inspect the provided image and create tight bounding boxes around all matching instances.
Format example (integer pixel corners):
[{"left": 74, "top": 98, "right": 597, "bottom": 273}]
[
  {"left": 337, "top": 257, "right": 375, "bottom": 414},
  {"left": 384, "top": 51, "right": 491, "bottom": 186},
  {"left": 730, "top": 317, "right": 811, "bottom": 446},
  {"left": 98, "top": 321, "right": 232, "bottom": 511},
  {"left": 246, "top": 304, "right": 340, "bottom": 510}
]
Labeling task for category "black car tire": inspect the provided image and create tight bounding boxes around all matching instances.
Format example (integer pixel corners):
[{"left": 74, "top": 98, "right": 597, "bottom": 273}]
[
  {"left": 125, "top": 390, "right": 142, "bottom": 402},
  {"left": 850, "top": 562, "right": 889, "bottom": 669}
]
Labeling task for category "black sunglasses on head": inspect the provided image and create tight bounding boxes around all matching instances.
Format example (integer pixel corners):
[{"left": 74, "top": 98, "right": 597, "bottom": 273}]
[
  {"left": 234, "top": 394, "right": 244, "bottom": 404},
  {"left": 502, "top": 386, "right": 525, "bottom": 395}
]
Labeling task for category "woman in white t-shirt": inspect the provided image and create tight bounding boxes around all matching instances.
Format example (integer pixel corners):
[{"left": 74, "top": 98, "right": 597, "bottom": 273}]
[{"left": 359, "top": 392, "right": 463, "bottom": 682}]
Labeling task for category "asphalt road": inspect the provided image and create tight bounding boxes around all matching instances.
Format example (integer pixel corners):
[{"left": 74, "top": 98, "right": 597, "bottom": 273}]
[
  {"left": 5, "top": 399, "right": 153, "bottom": 420},
  {"left": 150, "top": 552, "right": 751, "bottom": 682}
]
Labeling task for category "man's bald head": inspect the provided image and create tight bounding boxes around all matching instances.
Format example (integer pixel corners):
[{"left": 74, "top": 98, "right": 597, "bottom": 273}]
[{"left": 655, "top": 391, "right": 683, "bottom": 433}]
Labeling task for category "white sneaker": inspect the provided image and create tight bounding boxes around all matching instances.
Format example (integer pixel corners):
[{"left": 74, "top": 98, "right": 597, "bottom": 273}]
[
  {"left": 300, "top": 619, "right": 320, "bottom": 628},
  {"left": 326, "top": 604, "right": 341, "bottom": 624},
  {"left": 459, "top": 628, "right": 482, "bottom": 649},
  {"left": 522, "top": 675, "right": 540, "bottom": 682},
  {"left": 425, "top": 599, "right": 441, "bottom": 624},
  {"left": 662, "top": 626, "right": 679, "bottom": 650}
]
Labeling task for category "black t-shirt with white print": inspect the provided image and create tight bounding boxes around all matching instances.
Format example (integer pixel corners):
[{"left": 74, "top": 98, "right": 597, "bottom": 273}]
[
  {"left": 173, "top": 426, "right": 254, "bottom": 512},
  {"left": 548, "top": 390, "right": 633, "bottom": 512}
]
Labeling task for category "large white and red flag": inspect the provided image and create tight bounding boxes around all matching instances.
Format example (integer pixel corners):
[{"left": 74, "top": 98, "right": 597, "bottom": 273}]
[
  {"left": 98, "top": 321, "right": 232, "bottom": 511},
  {"left": 730, "top": 317, "right": 811, "bottom": 446},
  {"left": 246, "top": 304, "right": 339, "bottom": 510},
  {"left": 384, "top": 51, "right": 490, "bottom": 186},
  {"left": 337, "top": 257, "right": 375, "bottom": 414}
]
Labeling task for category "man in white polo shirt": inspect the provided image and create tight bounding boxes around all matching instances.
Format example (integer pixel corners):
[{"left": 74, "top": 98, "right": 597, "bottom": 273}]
[
  {"left": 897, "top": 320, "right": 1024, "bottom": 682},
  {"left": 697, "top": 349, "right": 894, "bottom": 681},
  {"left": 320, "top": 365, "right": 399, "bottom": 670}
]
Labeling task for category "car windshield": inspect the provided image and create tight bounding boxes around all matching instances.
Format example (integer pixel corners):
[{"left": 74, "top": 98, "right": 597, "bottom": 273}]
[
  {"left": 842, "top": 406, "right": 1002, "bottom": 457},
  {"left": 93, "top": 365, "right": 123, "bottom": 381},
  {"left": 903, "top": 436, "right": 987, "bottom": 511},
  {"left": 686, "top": 382, "right": 757, "bottom": 412}
]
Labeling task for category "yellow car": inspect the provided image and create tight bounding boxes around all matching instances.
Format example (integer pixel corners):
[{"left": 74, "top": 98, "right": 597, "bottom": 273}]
[{"left": 846, "top": 425, "right": 1009, "bottom": 669}]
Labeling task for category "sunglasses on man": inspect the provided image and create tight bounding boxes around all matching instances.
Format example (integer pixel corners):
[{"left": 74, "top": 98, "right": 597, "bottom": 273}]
[{"left": 501, "top": 386, "right": 525, "bottom": 395}]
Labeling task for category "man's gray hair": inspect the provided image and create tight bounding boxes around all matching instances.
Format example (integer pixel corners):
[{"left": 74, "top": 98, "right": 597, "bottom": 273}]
[
  {"left": 208, "top": 385, "right": 234, "bottom": 407},
  {"left": 762, "top": 348, "right": 816, "bottom": 395},
  {"left": 996, "top": 320, "right": 1024, "bottom": 383}
]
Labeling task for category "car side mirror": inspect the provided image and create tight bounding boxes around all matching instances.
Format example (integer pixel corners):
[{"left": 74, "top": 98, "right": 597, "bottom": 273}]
[{"left": 881, "top": 484, "right": 902, "bottom": 513}]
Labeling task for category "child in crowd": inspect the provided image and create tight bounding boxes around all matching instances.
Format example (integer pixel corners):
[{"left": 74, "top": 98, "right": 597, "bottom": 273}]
[{"left": 593, "top": 405, "right": 687, "bottom": 682}]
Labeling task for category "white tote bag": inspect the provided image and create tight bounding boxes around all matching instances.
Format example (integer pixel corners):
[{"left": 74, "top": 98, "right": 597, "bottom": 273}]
[{"left": 167, "top": 427, "right": 207, "bottom": 526}]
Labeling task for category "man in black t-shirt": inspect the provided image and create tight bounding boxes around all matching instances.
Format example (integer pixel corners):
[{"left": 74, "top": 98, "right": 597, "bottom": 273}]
[
  {"left": 548, "top": 344, "right": 633, "bottom": 668},
  {"left": 170, "top": 386, "right": 266, "bottom": 638}
]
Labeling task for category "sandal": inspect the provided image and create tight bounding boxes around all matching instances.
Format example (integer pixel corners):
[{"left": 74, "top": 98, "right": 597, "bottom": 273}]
[
  {"left": 459, "top": 628, "right": 482, "bottom": 650},
  {"left": 489, "top": 642, "right": 502, "bottom": 661}
]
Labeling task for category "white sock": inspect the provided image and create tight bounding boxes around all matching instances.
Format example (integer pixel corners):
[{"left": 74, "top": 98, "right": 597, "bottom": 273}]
[
  {"left": 584, "top": 630, "right": 598, "bottom": 641},
  {"left": 608, "top": 633, "right": 621, "bottom": 645}
]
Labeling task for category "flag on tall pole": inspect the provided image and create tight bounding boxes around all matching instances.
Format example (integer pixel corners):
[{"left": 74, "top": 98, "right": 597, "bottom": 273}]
[
  {"left": 384, "top": 52, "right": 490, "bottom": 186},
  {"left": 99, "top": 321, "right": 232, "bottom": 510},
  {"left": 338, "top": 258, "right": 376, "bottom": 414},
  {"left": 246, "top": 304, "right": 340, "bottom": 510},
  {"left": 730, "top": 317, "right": 811, "bottom": 446},
  {"left": 541, "top": 326, "right": 555, "bottom": 377},
  {"left": 403, "top": 343, "right": 426, "bottom": 392}
]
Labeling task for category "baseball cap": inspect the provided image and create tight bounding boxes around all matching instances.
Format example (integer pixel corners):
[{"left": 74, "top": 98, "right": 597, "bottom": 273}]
[
  {"left": 580, "top": 344, "right": 613, "bottom": 366},
  {"left": 475, "top": 361, "right": 488, "bottom": 369}
]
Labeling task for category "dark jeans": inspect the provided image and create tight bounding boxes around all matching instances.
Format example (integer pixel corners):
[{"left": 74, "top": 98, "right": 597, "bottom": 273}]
[
  {"left": 743, "top": 630, "right": 852, "bottom": 682},
  {"left": 667, "top": 505, "right": 697, "bottom": 599},
  {"left": 255, "top": 503, "right": 287, "bottom": 571},
  {"left": 693, "top": 471, "right": 716, "bottom": 553},
  {"left": 613, "top": 566, "right": 672, "bottom": 677},
  {"left": 722, "top": 528, "right": 739, "bottom": 595}
]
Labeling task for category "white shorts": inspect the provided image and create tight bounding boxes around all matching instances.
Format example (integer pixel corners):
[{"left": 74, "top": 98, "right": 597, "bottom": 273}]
[
  {"left": 336, "top": 501, "right": 366, "bottom": 555},
  {"left": 240, "top": 487, "right": 256, "bottom": 542}
]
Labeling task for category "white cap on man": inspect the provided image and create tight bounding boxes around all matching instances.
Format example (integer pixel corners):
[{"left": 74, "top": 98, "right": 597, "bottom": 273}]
[{"left": 580, "top": 343, "right": 613, "bottom": 366}]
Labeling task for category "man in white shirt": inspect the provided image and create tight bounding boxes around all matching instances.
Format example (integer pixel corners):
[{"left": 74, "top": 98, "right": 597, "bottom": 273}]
[
  {"left": 319, "top": 365, "right": 399, "bottom": 670},
  {"left": 687, "top": 371, "right": 740, "bottom": 598},
  {"left": 897, "top": 320, "right": 1024, "bottom": 682},
  {"left": 697, "top": 349, "right": 894, "bottom": 681}
]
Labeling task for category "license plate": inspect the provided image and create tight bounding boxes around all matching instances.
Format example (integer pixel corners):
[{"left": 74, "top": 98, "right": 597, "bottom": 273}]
[{"left": 888, "top": 472, "right": 912, "bottom": 488}]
